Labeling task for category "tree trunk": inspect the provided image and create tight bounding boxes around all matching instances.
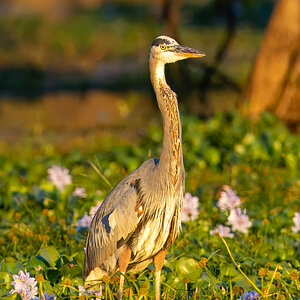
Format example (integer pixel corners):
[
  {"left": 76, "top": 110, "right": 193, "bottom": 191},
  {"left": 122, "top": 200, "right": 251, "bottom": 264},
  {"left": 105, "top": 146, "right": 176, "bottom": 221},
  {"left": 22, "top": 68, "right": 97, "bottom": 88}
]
[
  {"left": 199, "top": 0, "right": 237, "bottom": 105},
  {"left": 275, "top": 52, "right": 300, "bottom": 130},
  {"left": 245, "top": 0, "right": 300, "bottom": 128},
  {"left": 152, "top": 0, "right": 183, "bottom": 41}
]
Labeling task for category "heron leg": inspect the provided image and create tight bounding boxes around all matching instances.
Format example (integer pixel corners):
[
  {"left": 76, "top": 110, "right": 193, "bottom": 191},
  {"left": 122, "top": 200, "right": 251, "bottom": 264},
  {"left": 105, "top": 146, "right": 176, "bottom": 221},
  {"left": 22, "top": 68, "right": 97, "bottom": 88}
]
[
  {"left": 118, "top": 246, "right": 131, "bottom": 300},
  {"left": 154, "top": 249, "right": 166, "bottom": 300}
]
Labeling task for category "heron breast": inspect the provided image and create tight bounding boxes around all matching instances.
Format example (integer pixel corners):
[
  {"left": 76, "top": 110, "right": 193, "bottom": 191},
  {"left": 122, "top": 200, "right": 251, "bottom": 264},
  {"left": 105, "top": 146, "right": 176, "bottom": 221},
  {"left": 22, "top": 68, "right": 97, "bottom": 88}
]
[{"left": 130, "top": 198, "right": 178, "bottom": 262}]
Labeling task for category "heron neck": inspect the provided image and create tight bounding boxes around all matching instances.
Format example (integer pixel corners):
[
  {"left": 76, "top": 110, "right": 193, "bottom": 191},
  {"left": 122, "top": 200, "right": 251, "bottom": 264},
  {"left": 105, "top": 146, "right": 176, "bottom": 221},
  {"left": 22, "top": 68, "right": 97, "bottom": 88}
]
[{"left": 150, "top": 58, "right": 183, "bottom": 187}]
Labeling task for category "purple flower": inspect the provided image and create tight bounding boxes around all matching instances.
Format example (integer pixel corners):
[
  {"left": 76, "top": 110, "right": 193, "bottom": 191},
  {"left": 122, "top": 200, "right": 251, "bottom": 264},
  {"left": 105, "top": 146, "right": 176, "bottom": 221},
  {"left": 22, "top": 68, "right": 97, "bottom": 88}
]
[
  {"left": 181, "top": 193, "right": 199, "bottom": 222},
  {"left": 209, "top": 224, "right": 234, "bottom": 238},
  {"left": 76, "top": 213, "right": 92, "bottom": 231},
  {"left": 76, "top": 202, "right": 101, "bottom": 231},
  {"left": 227, "top": 208, "right": 252, "bottom": 234},
  {"left": 217, "top": 185, "right": 241, "bottom": 211},
  {"left": 42, "top": 292, "right": 57, "bottom": 300},
  {"left": 48, "top": 165, "right": 72, "bottom": 192},
  {"left": 10, "top": 269, "right": 38, "bottom": 300},
  {"left": 72, "top": 187, "right": 87, "bottom": 198},
  {"left": 78, "top": 285, "right": 102, "bottom": 299},
  {"left": 78, "top": 285, "right": 86, "bottom": 295},
  {"left": 238, "top": 290, "right": 260, "bottom": 299},
  {"left": 89, "top": 202, "right": 101, "bottom": 219},
  {"left": 292, "top": 211, "right": 300, "bottom": 233}
]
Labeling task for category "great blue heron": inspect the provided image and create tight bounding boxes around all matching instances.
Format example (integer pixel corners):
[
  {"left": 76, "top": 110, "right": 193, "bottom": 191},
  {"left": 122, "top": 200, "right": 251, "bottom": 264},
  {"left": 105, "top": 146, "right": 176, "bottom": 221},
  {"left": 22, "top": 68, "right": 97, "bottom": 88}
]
[{"left": 84, "top": 36, "right": 205, "bottom": 299}]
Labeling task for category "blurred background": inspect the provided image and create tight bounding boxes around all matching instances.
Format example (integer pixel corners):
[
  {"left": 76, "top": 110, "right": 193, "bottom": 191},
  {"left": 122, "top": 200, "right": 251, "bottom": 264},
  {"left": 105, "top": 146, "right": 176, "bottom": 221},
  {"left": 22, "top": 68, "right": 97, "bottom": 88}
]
[{"left": 0, "top": 0, "right": 299, "bottom": 150}]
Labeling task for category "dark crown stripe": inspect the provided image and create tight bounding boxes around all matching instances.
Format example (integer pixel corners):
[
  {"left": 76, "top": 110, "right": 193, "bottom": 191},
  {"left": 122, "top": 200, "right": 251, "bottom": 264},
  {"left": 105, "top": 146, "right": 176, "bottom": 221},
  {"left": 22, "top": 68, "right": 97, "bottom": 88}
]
[{"left": 151, "top": 38, "right": 172, "bottom": 47}]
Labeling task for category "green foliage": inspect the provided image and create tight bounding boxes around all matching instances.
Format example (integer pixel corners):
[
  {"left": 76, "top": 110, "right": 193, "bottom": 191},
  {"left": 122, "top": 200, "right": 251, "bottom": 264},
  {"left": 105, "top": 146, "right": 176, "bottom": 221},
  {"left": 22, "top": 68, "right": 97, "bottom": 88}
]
[{"left": 0, "top": 112, "right": 299, "bottom": 299}]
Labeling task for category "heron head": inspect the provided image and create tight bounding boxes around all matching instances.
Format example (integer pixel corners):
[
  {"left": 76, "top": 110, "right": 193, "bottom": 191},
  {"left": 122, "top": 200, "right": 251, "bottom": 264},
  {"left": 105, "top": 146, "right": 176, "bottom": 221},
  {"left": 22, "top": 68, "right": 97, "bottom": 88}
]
[{"left": 150, "top": 35, "right": 206, "bottom": 64}]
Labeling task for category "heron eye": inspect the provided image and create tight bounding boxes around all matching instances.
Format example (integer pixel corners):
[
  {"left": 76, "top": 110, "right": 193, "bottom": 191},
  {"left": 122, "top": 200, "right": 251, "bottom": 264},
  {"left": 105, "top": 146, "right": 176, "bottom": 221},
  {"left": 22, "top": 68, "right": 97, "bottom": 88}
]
[{"left": 160, "top": 44, "right": 166, "bottom": 50}]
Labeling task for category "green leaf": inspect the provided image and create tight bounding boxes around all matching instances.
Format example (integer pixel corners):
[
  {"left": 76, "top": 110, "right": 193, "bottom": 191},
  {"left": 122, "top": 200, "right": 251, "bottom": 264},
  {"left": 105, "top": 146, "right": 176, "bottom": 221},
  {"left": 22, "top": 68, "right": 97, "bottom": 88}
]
[
  {"left": 3, "top": 291, "right": 22, "bottom": 299},
  {"left": 201, "top": 270, "right": 222, "bottom": 297},
  {"left": 0, "top": 259, "right": 8, "bottom": 272},
  {"left": 46, "top": 269, "right": 61, "bottom": 284},
  {"left": 220, "top": 263, "right": 239, "bottom": 277},
  {"left": 0, "top": 272, "right": 12, "bottom": 283},
  {"left": 5, "top": 261, "right": 23, "bottom": 275},
  {"left": 28, "top": 256, "right": 47, "bottom": 270},
  {"left": 69, "top": 266, "right": 82, "bottom": 279},
  {"left": 38, "top": 247, "right": 60, "bottom": 267},
  {"left": 175, "top": 257, "right": 202, "bottom": 281},
  {"left": 233, "top": 275, "right": 257, "bottom": 290}
]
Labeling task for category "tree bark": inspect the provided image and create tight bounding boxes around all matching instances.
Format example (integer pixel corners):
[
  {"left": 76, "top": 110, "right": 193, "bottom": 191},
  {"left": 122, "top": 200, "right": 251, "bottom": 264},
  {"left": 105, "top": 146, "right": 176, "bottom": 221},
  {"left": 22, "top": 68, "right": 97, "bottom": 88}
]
[
  {"left": 152, "top": 0, "right": 183, "bottom": 41},
  {"left": 245, "top": 0, "right": 300, "bottom": 128},
  {"left": 275, "top": 52, "right": 300, "bottom": 130},
  {"left": 199, "top": 0, "right": 238, "bottom": 106}
]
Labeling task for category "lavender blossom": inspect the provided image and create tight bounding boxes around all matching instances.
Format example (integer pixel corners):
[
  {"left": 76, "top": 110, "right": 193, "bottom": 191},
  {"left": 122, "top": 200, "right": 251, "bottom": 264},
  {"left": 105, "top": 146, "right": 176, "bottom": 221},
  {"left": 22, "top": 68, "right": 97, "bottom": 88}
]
[
  {"left": 217, "top": 185, "right": 241, "bottom": 211},
  {"left": 10, "top": 269, "right": 38, "bottom": 300},
  {"left": 72, "top": 187, "right": 87, "bottom": 198},
  {"left": 78, "top": 285, "right": 102, "bottom": 299},
  {"left": 76, "top": 213, "right": 92, "bottom": 231},
  {"left": 181, "top": 193, "right": 199, "bottom": 222},
  {"left": 89, "top": 202, "right": 101, "bottom": 219},
  {"left": 292, "top": 211, "right": 300, "bottom": 233},
  {"left": 238, "top": 290, "right": 260, "bottom": 300},
  {"left": 42, "top": 292, "right": 57, "bottom": 300},
  {"left": 209, "top": 224, "right": 234, "bottom": 238},
  {"left": 48, "top": 165, "right": 72, "bottom": 192},
  {"left": 78, "top": 285, "right": 86, "bottom": 295},
  {"left": 227, "top": 208, "right": 252, "bottom": 234},
  {"left": 76, "top": 202, "right": 101, "bottom": 231},
  {"left": 78, "top": 285, "right": 92, "bottom": 296}
]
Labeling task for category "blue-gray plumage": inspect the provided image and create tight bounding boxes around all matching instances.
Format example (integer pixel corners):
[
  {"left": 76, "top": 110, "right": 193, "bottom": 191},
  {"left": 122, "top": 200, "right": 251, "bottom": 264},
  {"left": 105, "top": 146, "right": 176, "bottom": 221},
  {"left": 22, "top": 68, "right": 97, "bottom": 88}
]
[{"left": 84, "top": 36, "right": 205, "bottom": 299}]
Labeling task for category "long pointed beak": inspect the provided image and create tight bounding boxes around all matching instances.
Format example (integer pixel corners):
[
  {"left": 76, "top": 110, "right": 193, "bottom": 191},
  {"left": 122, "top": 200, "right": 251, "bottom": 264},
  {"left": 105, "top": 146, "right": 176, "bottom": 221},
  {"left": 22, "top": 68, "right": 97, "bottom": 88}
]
[{"left": 172, "top": 45, "right": 206, "bottom": 58}]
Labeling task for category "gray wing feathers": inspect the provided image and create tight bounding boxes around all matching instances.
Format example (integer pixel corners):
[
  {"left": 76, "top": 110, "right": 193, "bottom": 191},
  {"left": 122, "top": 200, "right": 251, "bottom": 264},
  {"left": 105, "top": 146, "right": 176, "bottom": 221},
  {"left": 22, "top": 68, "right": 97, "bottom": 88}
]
[{"left": 84, "top": 179, "right": 140, "bottom": 279}]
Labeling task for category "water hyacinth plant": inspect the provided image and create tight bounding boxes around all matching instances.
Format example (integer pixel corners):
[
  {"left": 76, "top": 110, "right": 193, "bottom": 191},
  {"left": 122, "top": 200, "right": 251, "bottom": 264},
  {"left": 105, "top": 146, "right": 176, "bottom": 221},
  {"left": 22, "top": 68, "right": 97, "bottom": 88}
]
[
  {"left": 42, "top": 292, "right": 57, "bottom": 300},
  {"left": 217, "top": 185, "right": 241, "bottom": 211},
  {"left": 213, "top": 186, "right": 252, "bottom": 234},
  {"left": 76, "top": 213, "right": 92, "bottom": 231},
  {"left": 210, "top": 224, "right": 234, "bottom": 238},
  {"left": 78, "top": 285, "right": 102, "bottom": 299},
  {"left": 72, "top": 187, "right": 87, "bottom": 198},
  {"left": 89, "top": 202, "right": 101, "bottom": 218},
  {"left": 0, "top": 112, "right": 299, "bottom": 299},
  {"left": 76, "top": 202, "right": 101, "bottom": 231},
  {"left": 181, "top": 192, "right": 199, "bottom": 222},
  {"left": 227, "top": 208, "right": 252, "bottom": 234},
  {"left": 291, "top": 211, "right": 300, "bottom": 233},
  {"left": 238, "top": 290, "right": 260, "bottom": 300},
  {"left": 10, "top": 270, "right": 38, "bottom": 300},
  {"left": 47, "top": 165, "right": 72, "bottom": 192}
]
